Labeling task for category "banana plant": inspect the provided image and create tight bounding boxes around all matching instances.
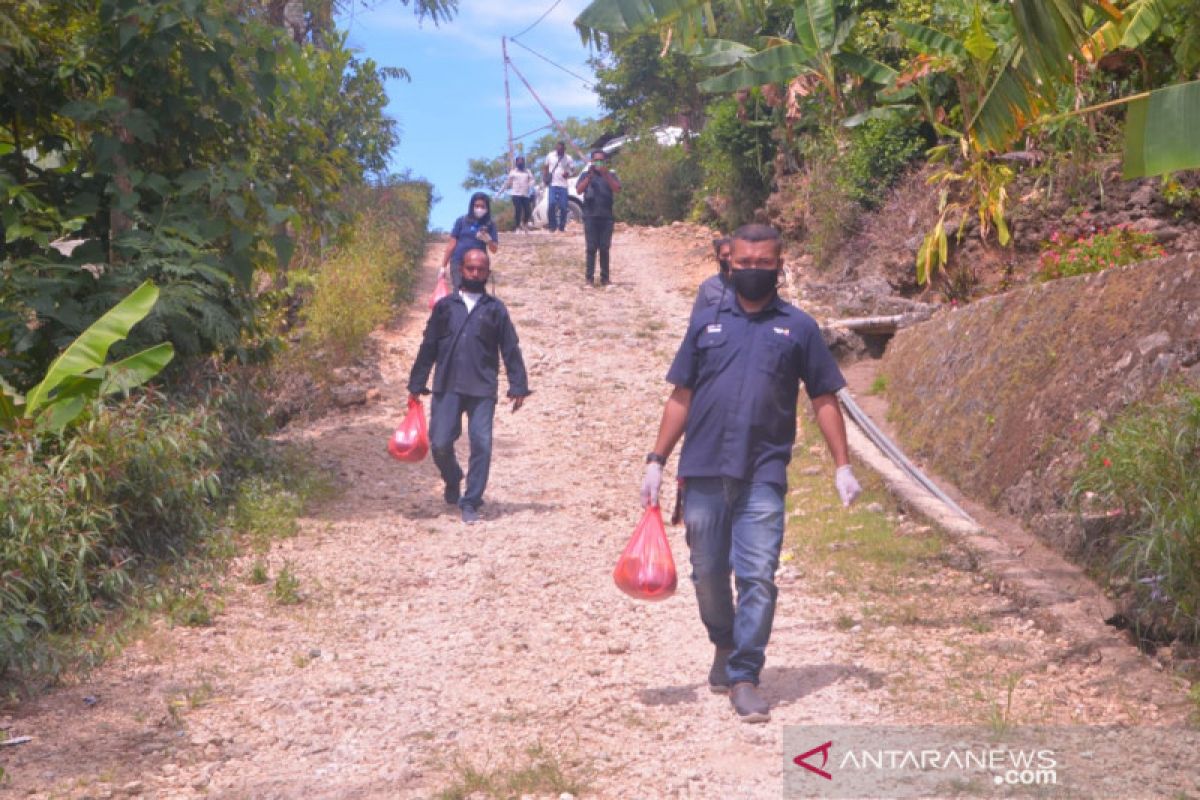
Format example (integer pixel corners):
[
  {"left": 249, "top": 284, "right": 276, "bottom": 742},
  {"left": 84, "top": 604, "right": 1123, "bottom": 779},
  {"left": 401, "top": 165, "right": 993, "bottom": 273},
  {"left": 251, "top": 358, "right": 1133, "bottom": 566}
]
[
  {"left": 0, "top": 280, "right": 175, "bottom": 434},
  {"left": 996, "top": 0, "right": 1200, "bottom": 178},
  {"left": 695, "top": 1, "right": 896, "bottom": 119},
  {"left": 577, "top": 0, "right": 894, "bottom": 125},
  {"left": 575, "top": 0, "right": 768, "bottom": 51}
]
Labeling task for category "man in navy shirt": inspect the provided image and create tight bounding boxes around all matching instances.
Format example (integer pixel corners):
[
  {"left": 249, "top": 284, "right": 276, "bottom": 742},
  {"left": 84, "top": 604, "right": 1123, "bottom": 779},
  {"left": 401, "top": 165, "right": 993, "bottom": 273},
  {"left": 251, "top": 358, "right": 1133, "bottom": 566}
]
[
  {"left": 409, "top": 249, "right": 531, "bottom": 524},
  {"left": 690, "top": 235, "right": 732, "bottom": 324},
  {"left": 641, "top": 224, "right": 862, "bottom": 723}
]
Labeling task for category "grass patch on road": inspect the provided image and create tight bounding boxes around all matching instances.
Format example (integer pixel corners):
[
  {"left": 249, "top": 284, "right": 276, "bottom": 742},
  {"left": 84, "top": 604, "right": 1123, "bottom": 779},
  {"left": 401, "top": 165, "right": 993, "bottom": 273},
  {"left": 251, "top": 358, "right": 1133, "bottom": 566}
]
[
  {"left": 433, "top": 744, "right": 589, "bottom": 800},
  {"left": 783, "top": 420, "right": 946, "bottom": 592}
]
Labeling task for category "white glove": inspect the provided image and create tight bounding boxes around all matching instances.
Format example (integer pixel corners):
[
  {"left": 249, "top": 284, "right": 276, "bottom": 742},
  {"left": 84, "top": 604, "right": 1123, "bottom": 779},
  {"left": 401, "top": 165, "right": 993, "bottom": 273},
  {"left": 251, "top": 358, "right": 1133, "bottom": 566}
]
[
  {"left": 835, "top": 465, "right": 862, "bottom": 508},
  {"left": 641, "top": 462, "right": 663, "bottom": 508}
]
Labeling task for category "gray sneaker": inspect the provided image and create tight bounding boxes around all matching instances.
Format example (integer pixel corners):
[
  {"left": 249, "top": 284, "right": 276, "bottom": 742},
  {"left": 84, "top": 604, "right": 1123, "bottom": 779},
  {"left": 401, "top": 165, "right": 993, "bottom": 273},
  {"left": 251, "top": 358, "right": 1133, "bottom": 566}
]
[
  {"left": 461, "top": 505, "right": 480, "bottom": 524},
  {"left": 730, "top": 682, "right": 770, "bottom": 723},
  {"left": 709, "top": 647, "right": 734, "bottom": 694}
]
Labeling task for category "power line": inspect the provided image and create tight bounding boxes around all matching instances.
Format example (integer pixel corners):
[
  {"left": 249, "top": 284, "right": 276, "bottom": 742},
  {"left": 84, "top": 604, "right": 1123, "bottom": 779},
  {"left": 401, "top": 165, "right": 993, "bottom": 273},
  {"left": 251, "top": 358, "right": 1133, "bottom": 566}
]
[
  {"left": 509, "top": 0, "right": 564, "bottom": 41},
  {"left": 507, "top": 37, "right": 593, "bottom": 88}
]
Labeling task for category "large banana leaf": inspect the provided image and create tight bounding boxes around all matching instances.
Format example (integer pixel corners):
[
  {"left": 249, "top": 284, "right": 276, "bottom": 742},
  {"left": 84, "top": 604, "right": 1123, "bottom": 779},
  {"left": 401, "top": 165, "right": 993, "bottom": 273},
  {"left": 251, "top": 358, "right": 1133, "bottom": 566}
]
[
  {"left": 699, "top": 43, "right": 812, "bottom": 92},
  {"left": 1087, "top": 0, "right": 1173, "bottom": 58},
  {"left": 1123, "top": 79, "right": 1200, "bottom": 177},
  {"left": 699, "top": 40, "right": 895, "bottom": 94},
  {"left": 574, "top": 0, "right": 710, "bottom": 47},
  {"left": 1008, "top": 0, "right": 1092, "bottom": 86},
  {"left": 689, "top": 37, "right": 756, "bottom": 67},
  {"left": 23, "top": 280, "right": 161, "bottom": 416},
  {"left": 99, "top": 342, "right": 176, "bottom": 396},
  {"left": 574, "top": 0, "right": 766, "bottom": 49},
  {"left": 894, "top": 20, "right": 969, "bottom": 60},
  {"left": 833, "top": 51, "right": 898, "bottom": 85},
  {"left": 1118, "top": 0, "right": 1173, "bottom": 49},
  {"left": 793, "top": 0, "right": 837, "bottom": 55},
  {"left": 969, "top": 41, "right": 1048, "bottom": 152}
]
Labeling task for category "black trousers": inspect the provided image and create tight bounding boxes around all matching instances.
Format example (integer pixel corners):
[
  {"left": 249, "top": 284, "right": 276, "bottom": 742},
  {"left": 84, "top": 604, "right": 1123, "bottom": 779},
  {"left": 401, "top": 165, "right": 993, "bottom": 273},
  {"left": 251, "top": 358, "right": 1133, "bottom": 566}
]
[
  {"left": 584, "top": 216, "right": 614, "bottom": 283},
  {"left": 512, "top": 196, "right": 531, "bottom": 229}
]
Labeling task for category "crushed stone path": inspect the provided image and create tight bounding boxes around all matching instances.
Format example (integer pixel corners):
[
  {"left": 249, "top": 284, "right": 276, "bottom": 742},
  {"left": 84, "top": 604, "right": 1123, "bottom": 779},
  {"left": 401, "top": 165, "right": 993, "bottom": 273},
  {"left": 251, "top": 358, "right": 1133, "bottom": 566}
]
[{"left": 4, "top": 225, "right": 1197, "bottom": 799}]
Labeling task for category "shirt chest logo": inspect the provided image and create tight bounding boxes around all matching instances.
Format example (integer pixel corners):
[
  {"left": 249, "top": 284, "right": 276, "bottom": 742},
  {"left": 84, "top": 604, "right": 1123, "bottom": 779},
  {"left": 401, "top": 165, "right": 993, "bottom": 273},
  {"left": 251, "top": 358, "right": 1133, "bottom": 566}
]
[
  {"left": 773, "top": 326, "right": 791, "bottom": 337},
  {"left": 706, "top": 323, "right": 723, "bottom": 334}
]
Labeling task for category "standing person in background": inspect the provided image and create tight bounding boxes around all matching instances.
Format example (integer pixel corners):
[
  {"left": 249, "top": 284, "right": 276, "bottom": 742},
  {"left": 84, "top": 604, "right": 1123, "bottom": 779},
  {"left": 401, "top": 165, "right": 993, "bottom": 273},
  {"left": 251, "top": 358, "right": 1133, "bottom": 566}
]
[
  {"left": 441, "top": 192, "right": 498, "bottom": 289},
  {"left": 690, "top": 236, "right": 732, "bottom": 322},
  {"left": 500, "top": 156, "right": 535, "bottom": 232},
  {"left": 408, "top": 249, "right": 531, "bottom": 525},
  {"left": 542, "top": 141, "right": 574, "bottom": 232},
  {"left": 575, "top": 148, "right": 621, "bottom": 287},
  {"left": 640, "top": 224, "right": 862, "bottom": 724}
]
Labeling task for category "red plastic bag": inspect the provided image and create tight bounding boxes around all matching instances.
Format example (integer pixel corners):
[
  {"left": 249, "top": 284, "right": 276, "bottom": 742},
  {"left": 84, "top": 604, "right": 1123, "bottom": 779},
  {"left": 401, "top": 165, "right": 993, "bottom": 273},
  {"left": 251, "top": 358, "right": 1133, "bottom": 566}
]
[
  {"left": 613, "top": 505, "right": 677, "bottom": 601},
  {"left": 387, "top": 397, "right": 429, "bottom": 462},
  {"left": 429, "top": 272, "right": 450, "bottom": 308}
]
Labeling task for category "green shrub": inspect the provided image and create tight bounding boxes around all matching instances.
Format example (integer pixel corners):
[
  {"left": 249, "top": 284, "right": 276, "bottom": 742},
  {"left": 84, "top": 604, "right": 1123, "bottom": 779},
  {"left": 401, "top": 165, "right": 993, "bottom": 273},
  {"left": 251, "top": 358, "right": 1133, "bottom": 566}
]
[
  {"left": 299, "top": 181, "right": 430, "bottom": 363},
  {"left": 1073, "top": 382, "right": 1200, "bottom": 640},
  {"left": 695, "top": 95, "right": 776, "bottom": 228},
  {"left": 611, "top": 136, "right": 700, "bottom": 225},
  {"left": 0, "top": 368, "right": 329, "bottom": 677},
  {"left": 793, "top": 135, "right": 859, "bottom": 269},
  {"left": 1037, "top": 225, "right": 1165, "bottom": 281},
  {"left": 272, "top": 561, "right": 303, "bottom": 605},
  {"left": 234, "top": 476, "right": 303, "bottom": 552},
  {"left": 0, "top": 393, "right": 224, "bottom": 672},
  {"left": 838, "top": 116, "right": 927, "bottom": 210}
]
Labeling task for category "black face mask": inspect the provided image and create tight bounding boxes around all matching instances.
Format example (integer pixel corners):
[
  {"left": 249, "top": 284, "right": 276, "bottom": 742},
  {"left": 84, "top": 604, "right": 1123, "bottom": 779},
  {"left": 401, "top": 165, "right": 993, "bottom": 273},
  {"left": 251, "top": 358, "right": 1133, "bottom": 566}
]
[
  {"left": 461, "top": 277, "right": 487, "bottom": 293},
  {"left": 718, "top": 258, "right": 732, "bottom": 276},
  {"left": 731, "top": 268, "right": 777, "bottom": 301}
]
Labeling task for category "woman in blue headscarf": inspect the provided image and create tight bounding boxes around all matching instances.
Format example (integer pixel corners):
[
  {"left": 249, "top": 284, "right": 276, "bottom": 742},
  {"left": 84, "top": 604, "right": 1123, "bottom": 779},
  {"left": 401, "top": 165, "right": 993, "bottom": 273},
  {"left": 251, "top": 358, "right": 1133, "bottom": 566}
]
[{"left": 440, "top": 192, "right": 499, "bottom": 289}]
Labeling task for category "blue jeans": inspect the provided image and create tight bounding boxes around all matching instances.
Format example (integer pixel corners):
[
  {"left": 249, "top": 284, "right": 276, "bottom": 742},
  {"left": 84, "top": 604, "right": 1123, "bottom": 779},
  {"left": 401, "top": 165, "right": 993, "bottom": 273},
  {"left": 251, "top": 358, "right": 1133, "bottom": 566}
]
[
  {"left": 429, "top": 392, "right": 496, "bottom": 509},
  {"left": 548, "top": 186, "right": 569, "bottom": 231},
  {"left": 682, "top": 477, "right": 785, "bottom": 686}
]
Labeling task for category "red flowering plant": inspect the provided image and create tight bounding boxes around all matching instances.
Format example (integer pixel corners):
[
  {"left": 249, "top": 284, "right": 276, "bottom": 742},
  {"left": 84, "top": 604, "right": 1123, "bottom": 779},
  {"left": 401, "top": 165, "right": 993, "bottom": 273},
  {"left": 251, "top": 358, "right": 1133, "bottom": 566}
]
[{"left": 1036, "top": 224, "right": 1165, "bottom": 282}]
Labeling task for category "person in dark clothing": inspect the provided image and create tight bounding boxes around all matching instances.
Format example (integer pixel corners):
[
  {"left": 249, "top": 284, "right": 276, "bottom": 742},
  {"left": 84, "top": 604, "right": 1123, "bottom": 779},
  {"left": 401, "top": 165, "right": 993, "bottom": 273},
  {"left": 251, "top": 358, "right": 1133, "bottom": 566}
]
[
  {"left": 408, "top": 249, "right": 530, "bottom": 524},
  {"left": 441, "top": 192, "right": 499, "bottom": 290},
  {"left": 575, "top": 148, "right": 621, "bottom": 287},
  {"left": 690, "top": 236, "right": 733, "bottom": 323},
  {"left": 641, "top": 224, "right": 861, "bottom": 723}
]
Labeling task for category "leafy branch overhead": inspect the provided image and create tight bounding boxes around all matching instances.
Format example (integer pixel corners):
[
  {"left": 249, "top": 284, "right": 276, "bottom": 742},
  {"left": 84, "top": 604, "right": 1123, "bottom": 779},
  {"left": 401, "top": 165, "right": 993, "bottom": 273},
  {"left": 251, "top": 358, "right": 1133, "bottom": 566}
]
[
  {"left": 1, "top": 281, "right": 173, "bottom": 434},
  {"left": 574, "top": 0, "right": 1200, "bottom": 177},
  {"left": 1, "top": 0, "right": 414, "bottom": 387}
]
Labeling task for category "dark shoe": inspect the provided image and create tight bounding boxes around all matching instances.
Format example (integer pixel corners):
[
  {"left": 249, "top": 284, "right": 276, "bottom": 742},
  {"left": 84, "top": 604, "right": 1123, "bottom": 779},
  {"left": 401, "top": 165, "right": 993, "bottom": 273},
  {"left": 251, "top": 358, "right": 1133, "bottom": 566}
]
[
  {"left": 461, "top": 504, "right": 480, "bottom": 524},
  {"left": 708, "top": 647, "right": 734, "bottom": 694},
  {"left": 443, "top": 482, "right": 461, "bottom": 506},
  {"left": 600, "top": 279, "right": 611, "bottom": 287},
  {"left": 730, "top": 682, "right": 770, "bottom": 723}
]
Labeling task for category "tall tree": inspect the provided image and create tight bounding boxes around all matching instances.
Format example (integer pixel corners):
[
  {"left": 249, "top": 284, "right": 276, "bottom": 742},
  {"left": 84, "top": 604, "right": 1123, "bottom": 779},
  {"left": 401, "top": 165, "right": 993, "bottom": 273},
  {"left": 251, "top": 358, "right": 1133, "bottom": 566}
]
[{"left": 589, "top": 34, "right": 707, "bottom": 132}]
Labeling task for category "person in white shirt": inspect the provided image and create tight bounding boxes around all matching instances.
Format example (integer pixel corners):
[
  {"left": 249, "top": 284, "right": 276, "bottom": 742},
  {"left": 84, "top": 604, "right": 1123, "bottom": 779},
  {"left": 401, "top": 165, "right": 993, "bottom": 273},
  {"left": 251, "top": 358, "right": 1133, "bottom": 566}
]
[
  {"left": 542, "top": 141, "right": 574, "bottom": 232},
  {"left": 500, "top": 156, "right": 536, "bottom": 232}
]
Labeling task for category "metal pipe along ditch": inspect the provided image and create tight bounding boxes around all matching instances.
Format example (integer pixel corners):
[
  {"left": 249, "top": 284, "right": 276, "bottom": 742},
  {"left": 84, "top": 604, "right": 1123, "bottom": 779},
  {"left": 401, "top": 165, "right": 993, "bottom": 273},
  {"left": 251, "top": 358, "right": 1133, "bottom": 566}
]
[{"left": 837, "top": 387, "right": 979, "bottom": 526}]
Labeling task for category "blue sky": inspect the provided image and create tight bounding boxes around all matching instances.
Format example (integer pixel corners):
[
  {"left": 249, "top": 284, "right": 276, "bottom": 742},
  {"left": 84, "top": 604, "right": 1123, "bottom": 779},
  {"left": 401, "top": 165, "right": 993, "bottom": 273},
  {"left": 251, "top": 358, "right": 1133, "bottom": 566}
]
[{"left": 339, "top": 1, "right": 605, "bottom": 231}]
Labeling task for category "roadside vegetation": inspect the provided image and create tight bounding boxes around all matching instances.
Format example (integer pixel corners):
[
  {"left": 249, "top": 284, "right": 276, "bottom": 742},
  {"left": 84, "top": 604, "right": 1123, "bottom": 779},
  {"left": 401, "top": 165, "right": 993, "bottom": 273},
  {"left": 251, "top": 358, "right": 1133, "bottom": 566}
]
[
  {"left": 1074, "top": 382, "right": 1200, "bottom": 644},
  {"left": 1, "top": 2, "right": 438, "bottom": 685},
  {"left": 570, "top": 0, "right": 1200, "bottom": 284}
]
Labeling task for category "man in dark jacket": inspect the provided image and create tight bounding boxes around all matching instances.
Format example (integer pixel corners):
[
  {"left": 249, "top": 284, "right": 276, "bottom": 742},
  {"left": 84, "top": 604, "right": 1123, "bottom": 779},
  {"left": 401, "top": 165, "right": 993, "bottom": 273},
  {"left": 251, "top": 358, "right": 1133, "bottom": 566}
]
[{"left": 408, "top": 249, "right": 531, "bottom": 524}]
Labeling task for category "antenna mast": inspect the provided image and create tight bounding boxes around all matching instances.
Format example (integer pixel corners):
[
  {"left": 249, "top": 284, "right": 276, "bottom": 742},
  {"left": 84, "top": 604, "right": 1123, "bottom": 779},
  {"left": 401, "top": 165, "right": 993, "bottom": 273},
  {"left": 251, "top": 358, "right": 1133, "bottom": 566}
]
[{"left": 502, "top": 37, "right": 515, "bottom": 165}]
